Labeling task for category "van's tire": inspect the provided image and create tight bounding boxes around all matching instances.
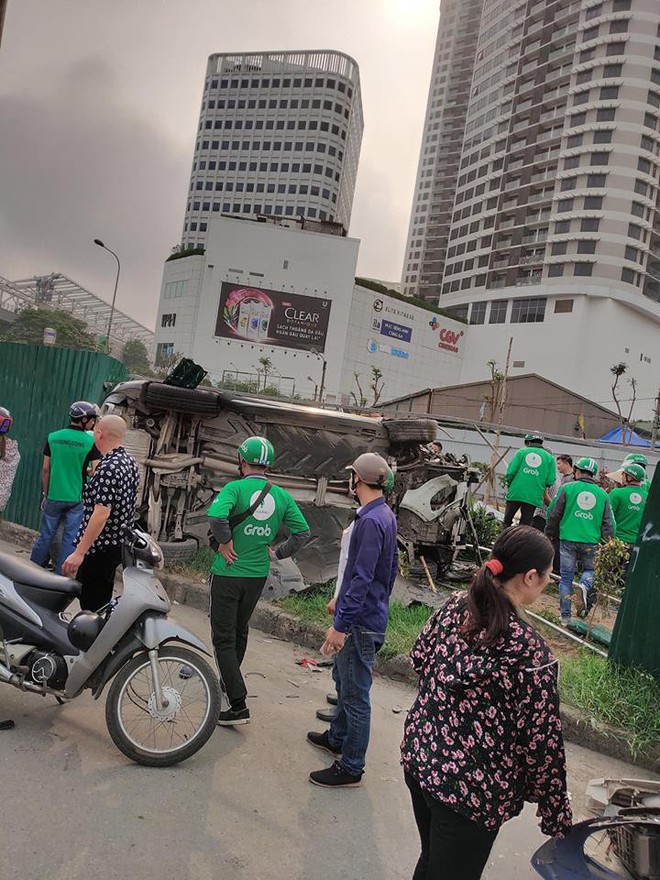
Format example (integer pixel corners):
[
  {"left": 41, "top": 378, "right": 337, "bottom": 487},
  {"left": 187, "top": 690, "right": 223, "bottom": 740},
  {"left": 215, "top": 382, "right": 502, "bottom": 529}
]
[
  {"left": 160, "top": 538, "right": 199, "bottom": 566},
  {"left": 385, "top": 418, "right": 438, "bottom": 444},
  {"left": 145, "top": 383, "right": 221, "bottom": 416}
]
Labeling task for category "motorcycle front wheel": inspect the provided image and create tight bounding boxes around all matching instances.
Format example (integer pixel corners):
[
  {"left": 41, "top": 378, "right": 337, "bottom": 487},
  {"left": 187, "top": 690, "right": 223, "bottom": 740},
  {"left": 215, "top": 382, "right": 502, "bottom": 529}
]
[{"left": 105, "top": 645, "right": 221, "bottom": 767}]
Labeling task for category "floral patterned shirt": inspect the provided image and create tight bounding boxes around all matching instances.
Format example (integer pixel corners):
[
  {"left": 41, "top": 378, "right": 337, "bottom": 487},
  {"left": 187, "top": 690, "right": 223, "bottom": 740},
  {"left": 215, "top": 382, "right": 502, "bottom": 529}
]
[
  {"left": 401, "top": 593, "right": 572, "bottom": 837},
  {"left": 0, "top": 438, "right": 20, "bottom": 512}
]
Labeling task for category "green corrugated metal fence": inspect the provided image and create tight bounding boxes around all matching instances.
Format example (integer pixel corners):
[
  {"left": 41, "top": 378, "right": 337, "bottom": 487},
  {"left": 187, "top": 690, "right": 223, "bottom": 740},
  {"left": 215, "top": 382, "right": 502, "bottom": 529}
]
[
  {"left": 0, "top": 343, "right": 128, "bottom": 530},
  {"left": 609, "top": 466, "right": 660, "bottom": 677}
]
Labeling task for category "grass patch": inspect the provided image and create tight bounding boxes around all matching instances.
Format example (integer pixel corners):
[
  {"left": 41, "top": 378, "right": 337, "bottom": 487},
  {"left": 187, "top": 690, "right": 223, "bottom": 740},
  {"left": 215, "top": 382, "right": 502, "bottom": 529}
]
[
  {"left": 277, "top": 587, "right": 660, "bottom": 758},
  {"left": 559, "top": 652, "right": 660, "bottom": 758},
  {"left": 168, "top": 545, "right": 215, "bottom": 577},
  {"left": 275, "top": 583, "right": 433, "bottom": 661}
]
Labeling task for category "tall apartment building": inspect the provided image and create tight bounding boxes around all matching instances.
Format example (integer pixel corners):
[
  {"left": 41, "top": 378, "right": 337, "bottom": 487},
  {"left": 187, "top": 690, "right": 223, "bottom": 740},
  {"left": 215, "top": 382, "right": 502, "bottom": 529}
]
[
  {"left": 401, "top": 0, "right": 485, "bottom": 299},
  {"left": 181, "top": 50, "right": 363, "bottom": 249},
  {"left": 429, "top": 0, "right": 660, "bottom": 416}
]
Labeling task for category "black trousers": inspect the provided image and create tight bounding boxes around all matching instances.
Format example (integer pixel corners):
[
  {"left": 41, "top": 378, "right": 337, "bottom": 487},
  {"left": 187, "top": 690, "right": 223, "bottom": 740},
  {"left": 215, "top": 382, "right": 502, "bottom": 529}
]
[
  {"left": 210, "top": 574, "right": 266, "bottom": 709},
  {"left": 404, "top": 772, "right": 498, "bottom": 880},
  {"left": 503, "top": 500, "right": 535, "bottom": 528},
  {"left": 77, "top": 548, "right": 122, "bottom": 611}
]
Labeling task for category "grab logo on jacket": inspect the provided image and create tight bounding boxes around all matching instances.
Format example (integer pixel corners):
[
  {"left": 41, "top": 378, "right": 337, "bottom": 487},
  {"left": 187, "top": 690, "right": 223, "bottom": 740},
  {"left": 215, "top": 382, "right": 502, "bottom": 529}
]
[
  {"left": 629, "top": 492, "right": 643, "bottom": 506},
  {"left": 250, "top": 491, "right": 276, "bottom": 521},
  {"left": 575, "top": 491, "right": 597, "bottom": 519},
  {"left": 523, "top": 451, "right": 542, "bottom": 474}
]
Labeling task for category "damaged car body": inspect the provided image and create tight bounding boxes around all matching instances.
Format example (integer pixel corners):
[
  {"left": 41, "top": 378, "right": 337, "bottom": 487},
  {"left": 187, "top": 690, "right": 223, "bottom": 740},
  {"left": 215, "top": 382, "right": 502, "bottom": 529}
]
[{"left": 103, "top": 381, "right": 480, "bottom": 584}]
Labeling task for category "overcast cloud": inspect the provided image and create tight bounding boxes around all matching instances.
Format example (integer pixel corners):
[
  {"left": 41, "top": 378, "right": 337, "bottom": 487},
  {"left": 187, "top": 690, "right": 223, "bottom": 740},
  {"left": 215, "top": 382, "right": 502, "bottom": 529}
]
[{"left": 0, "top": 0, "right": 438, "bottom": 329}]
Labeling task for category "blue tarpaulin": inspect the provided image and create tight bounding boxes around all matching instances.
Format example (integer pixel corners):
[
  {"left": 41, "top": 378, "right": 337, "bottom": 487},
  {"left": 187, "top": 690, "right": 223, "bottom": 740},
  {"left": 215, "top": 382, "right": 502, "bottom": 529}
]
[{"left": 598, "top": 426, "right": 650, "bottom": 446}]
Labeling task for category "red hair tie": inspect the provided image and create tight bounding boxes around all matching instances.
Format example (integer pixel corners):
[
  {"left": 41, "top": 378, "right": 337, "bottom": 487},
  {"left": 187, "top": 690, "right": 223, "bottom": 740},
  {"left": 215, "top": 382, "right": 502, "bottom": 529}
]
[{"left": 485, "top": 559, "right": 504, "bottom": 576}]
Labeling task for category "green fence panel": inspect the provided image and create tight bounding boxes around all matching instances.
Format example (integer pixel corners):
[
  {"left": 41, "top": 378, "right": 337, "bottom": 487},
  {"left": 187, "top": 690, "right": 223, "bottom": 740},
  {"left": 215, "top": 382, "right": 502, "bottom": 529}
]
[
  {"left": 0, "top": 343, "right": 128, "bottom": 530},
  {"left": 609, "top": 466, "right": 660, "bottom": 677}
]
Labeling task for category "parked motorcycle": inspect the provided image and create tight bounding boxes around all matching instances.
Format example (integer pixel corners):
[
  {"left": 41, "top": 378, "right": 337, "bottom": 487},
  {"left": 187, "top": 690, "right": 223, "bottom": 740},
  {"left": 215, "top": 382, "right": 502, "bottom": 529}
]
[{"left": 0, "top": 526, "right": 221, "bottom": 766}]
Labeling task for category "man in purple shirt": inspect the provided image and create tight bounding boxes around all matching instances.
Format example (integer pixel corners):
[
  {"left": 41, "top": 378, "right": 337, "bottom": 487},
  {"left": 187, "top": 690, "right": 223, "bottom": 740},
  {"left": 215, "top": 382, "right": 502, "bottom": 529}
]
[{"left": 307, "top": 452, "right": 398, "bottom": 788}]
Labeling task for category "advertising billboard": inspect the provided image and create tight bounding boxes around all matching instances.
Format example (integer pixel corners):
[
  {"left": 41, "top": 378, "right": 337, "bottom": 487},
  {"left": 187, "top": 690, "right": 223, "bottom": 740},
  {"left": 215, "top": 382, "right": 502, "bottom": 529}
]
[{"left": 215, "top": 283, "right": 331, "bottom": 353}]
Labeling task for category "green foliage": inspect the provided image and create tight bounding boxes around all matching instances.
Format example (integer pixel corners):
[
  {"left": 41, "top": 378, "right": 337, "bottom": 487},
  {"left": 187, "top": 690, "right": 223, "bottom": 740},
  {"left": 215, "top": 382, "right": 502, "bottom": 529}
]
[
  {"left": 559, "top": 651, "right": 660, "bottom": 758},
  {"left": 354, "top": 277, "right": 468, "bottom": 325},
  {"left": 167, "top": 545, "right": 215, "bottom": 576},
  {"left": 166, "top": 246, "right": 205, "bottom": 262},
  {"left": 1, "top": 307, "right": 101, "bottom": 351},
  {"left": 121, "top": 338, "right": 150, "bottom": 374},
  {"left": 275, "top": 583, "right": 433, "bottom": 661},
  {"left": 594, "top": 538, "right": 630, "bottom": 602},
  {"left": 469, "top": 502, "right": 502, "bottom": 549}
]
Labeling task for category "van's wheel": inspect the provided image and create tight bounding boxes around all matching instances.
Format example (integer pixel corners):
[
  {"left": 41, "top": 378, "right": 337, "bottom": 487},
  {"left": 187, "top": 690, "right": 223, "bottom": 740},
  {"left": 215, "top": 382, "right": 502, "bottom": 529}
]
[
  {"left": 385, "top": 418, "right": 438, "bottom": 444},
  {"left": 159, "top": 538, "right": 199, "bottom": 567},
  {"left": 105, "top": 646, "right": 221, "bottom": 767},
  {"left": 144, "top": 383, "right": 221, "bottom": 416}
]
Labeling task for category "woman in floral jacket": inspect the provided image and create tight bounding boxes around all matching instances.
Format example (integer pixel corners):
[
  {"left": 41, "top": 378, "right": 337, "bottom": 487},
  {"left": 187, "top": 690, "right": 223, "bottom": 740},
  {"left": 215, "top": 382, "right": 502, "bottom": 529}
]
[
  {"left": 0, "top": 407, "right": 20, "bottom": 516},
  {"left": 401, "top": 526, "right": 572, "bottom": 880}
]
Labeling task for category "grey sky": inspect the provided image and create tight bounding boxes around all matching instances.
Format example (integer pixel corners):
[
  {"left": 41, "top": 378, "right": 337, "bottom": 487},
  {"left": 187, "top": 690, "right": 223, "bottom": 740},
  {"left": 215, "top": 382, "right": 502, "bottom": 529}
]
[{"left": 0, "top": 0, "right": 438, "bottom": 330}]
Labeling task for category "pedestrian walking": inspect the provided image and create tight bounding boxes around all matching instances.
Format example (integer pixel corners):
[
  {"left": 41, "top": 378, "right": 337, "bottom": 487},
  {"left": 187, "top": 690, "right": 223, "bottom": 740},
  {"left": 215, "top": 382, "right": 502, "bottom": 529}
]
[
  {"left": 401, "top": 526, "right": 572, "bottom": 880},
  {"left": 546, "top": 457, "right": 614, "bottom": 624},
  {"left": 0, "top": 407, "right": 20, "bottom": 516},
  {"left": 30, "top": 401, "right": 99, "bottom": 574},
  {"left": 208, "top": 436, "right": 310, "bottom": 727},
  {"left": 609, "top": 461, "right": 648, "bottom": 546},
  {"left": 62, "top": 415, "right": 139, "bottom": 611},
  {"left": 307, "top": 452, "right": 397, "bottom": 788},
  {"left": 503, "top": 433, "right": 556, "bottom": 528}
]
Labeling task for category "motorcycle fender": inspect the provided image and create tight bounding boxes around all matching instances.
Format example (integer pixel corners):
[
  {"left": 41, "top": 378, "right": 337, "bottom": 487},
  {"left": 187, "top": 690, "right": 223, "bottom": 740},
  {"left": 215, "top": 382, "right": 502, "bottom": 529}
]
[
  {"left": 138, "top": 615, "right": 212, "bottom": 656},
  {"left": 91, "top": 635, "right": 144, "bottom": 700}
]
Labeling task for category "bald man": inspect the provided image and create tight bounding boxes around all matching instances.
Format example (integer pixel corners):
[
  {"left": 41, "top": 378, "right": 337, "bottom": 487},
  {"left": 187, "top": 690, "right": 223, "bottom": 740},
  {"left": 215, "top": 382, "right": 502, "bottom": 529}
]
[{"left": 63, "top": 415, "right": 140, "bottom": 610}]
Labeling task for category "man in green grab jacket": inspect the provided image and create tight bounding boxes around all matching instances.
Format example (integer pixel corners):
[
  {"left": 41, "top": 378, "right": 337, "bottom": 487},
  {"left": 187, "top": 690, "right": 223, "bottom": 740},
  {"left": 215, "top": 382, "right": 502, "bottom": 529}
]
[
  {"left": 30, "top": 400, "right": 100, "bottom": 574},
  {"left": 208, "top": 435, "right": 310, "bottom": 726},
  {"left": 546, "top": 457, "right": 615, "bottom": 625},
  {"left": 503, "top": 432, "right": 556, "bottom": 528},
  {"left": 609, "top": 461, "right": 648, "bottom": 546}
]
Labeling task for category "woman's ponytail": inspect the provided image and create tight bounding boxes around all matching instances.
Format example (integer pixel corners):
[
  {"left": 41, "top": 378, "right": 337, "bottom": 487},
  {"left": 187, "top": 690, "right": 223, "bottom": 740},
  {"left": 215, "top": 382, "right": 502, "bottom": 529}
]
[{"left": 464, "top": 525, "right": 554, "bottom": 646}]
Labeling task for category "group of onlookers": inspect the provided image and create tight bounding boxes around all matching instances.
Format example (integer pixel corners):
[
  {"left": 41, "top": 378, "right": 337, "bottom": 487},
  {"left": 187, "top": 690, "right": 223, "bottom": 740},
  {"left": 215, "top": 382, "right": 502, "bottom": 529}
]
[{"left": 504, "top": 432, "right": 650, "bottom": 624}]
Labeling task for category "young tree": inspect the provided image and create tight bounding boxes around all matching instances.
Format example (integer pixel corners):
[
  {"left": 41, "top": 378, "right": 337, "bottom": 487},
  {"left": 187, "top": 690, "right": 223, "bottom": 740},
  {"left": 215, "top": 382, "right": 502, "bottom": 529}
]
[
  {"left": 350, "top": 372, "right": 367, "bottom": 409},
  {"left": 610, "top": 362, "right": 627, "bottom": 439},
  {"left": 1, "top": 307, "right": 101, "bottom": 351},
  {"left": 257, "top": 356, "right": 273, "bottom": 391},
  {"left": 121, "top": 338, "right": 151, "bottom": 375},
  {"left": 370, "top": 367, "right": 385, "bottom": 406}
]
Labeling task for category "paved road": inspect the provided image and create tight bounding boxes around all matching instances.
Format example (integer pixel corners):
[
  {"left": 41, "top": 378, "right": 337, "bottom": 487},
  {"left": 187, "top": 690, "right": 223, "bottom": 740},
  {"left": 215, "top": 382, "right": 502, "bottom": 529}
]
[{"left": 0, "top": 586, "right": 654, "bottom": 880}]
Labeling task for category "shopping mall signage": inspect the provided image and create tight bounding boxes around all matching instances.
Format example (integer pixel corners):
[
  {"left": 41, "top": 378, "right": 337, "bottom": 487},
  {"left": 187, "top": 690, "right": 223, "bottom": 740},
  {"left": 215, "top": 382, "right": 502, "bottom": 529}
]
[
  {"left": 215, "top": 283, "right": 331, "bottom": 353},
  {"left": 369, "top": 298, "right": 464, "bottom": 358}
]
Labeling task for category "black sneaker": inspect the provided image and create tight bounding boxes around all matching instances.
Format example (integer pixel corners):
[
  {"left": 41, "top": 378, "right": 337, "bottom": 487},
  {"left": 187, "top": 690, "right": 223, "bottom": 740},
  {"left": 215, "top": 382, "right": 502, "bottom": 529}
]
[
  {"left": 307, "top": 730, "right": 341, "bottom": 758},
  {"left": 309, "top": 761, "right": 362, "bottom": 788},
  {"left": 316, "top": 707, "right": 338, "bottom": 723},
  {"left": 326, "top": 692, "right": 338, "bottom": 706},
  {"left": 217, "top": 707, "right": 250, "bottom": 726}
]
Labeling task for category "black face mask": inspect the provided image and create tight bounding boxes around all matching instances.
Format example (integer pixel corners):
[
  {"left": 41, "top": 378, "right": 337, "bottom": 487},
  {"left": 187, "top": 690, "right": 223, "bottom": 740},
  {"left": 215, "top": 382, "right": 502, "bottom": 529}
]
[
  {"left": 349, "top": 472, "right": 360, "bottom": 496},
  {"left": 238, "top": 456, "right": 245, "bottom": 477}
]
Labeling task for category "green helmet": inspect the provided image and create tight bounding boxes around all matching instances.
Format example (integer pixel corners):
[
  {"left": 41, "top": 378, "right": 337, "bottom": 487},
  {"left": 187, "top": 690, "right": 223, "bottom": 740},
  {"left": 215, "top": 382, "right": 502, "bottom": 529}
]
[
  {"left": 385, "top": 467, "right": 395, "bottom": 494},
  {"left": 524, "top": 432, "right": 544, "bottom": 445},
  {"left": 238, "top": 436, "right": 274, "bottom": 467},
  {"left": 623, "top": 453, "right": 648, "bottom": 468},
  {"left": 622, "top": 461, "right": 645, "bottom": 482},
  {"left": 575, "top": 456, "right": 598, "bottom": 476}
]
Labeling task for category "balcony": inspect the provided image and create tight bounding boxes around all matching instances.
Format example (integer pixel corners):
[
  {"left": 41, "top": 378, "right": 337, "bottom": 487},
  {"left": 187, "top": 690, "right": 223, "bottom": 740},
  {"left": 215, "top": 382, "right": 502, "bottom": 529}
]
[{"left": 520, "top": 253, "right": 545, "bottom": 264}]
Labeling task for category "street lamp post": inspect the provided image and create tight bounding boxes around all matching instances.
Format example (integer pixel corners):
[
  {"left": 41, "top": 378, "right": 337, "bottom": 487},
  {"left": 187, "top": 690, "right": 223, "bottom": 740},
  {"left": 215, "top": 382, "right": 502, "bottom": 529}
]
[{"left": 93, "top": 238, "right": 121, "bottom": 354}]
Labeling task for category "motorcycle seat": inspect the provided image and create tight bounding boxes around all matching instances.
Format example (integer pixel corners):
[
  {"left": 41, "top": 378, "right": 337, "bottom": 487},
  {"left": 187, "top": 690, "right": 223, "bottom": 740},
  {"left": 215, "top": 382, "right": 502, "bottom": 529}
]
[{"left": 0, "top": 551, "right": 81, "bottom": 595}]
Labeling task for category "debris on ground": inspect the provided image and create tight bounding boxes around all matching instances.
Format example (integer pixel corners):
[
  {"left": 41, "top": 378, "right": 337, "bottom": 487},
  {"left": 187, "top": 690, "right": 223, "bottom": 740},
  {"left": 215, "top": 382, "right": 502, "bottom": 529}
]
[{"left": 0, "top": 719, "right": 15, "bottom": 730}]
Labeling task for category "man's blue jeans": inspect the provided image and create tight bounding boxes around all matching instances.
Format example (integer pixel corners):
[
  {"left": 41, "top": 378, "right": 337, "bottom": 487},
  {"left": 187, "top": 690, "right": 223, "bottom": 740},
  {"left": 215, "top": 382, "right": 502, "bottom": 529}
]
[
  {"left": 30, "top": 500, "right": 84, "bottom": 575},
  {"left": 559, "top": 540, "right": 597, "bottom": 620},
  {"left": 328, "top": 626, "right": 381, "bottom": 776}
]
